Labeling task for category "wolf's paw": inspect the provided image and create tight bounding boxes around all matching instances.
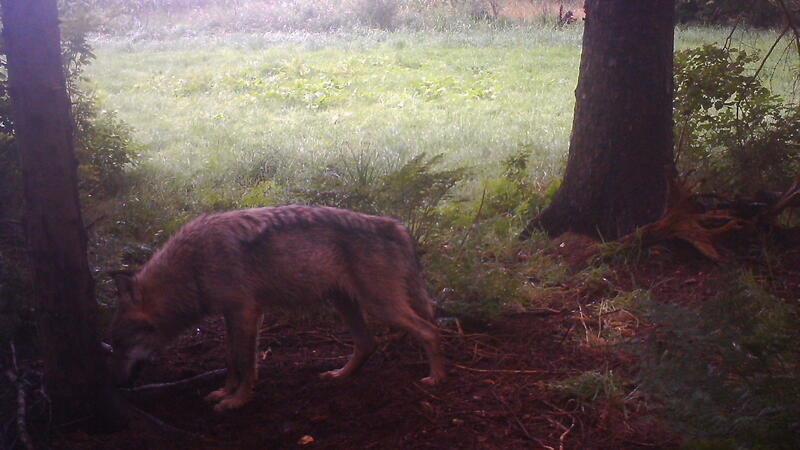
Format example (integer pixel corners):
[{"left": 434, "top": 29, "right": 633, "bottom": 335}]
[
  {"left": 213, "top": 396, "right": 249, "bottom": 413},
  {"left": 420, "top": 375, "right": 444, "bottom": 386},
  {"left": 319, "top": 369, "right": 348, "bottom": 380},
  {"left": 204, "top": 388, "right": 230, "bottom": 403}
]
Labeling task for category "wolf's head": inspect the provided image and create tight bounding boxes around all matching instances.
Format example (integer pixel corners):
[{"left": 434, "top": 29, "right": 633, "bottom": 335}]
[{"left": 109, "top": 271, "right": 166, "bottom": 386}]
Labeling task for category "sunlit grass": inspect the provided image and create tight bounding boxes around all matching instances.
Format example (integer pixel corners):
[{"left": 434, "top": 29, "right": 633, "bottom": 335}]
[
  {"left": 86, "top": 25, "right": 795, "bottom": 235},
  {"left": 90, "top": 29, "right": 582, "bottom": 190}
]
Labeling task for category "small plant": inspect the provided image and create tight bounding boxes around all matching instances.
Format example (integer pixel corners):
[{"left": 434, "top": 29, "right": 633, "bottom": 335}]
[
  {"left": 298, "top": 152, "right": 466, "bottom": 243},
  {"left": 551, "top": 369, "right": 626, "bottom": 403}
]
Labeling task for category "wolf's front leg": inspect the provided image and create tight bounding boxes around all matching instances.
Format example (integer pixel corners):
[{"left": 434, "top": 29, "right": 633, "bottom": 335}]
[
  {"left": 205, "top": 315, "right": 241, "bottom": 403},
  {"left": 320, "top": 294, "right": 375, "bottom": 380},
  {"left": 213, "top": 306, "right": 263, "bottom": 413}
]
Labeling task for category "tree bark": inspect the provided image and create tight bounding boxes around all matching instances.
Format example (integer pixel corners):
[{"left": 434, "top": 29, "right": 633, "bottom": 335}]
[
  {"left": 1, "top": 0, "right": 122, "bottom": 431},
  {"left": 523, "top": 0, "right": 676, "bottom": 240}
]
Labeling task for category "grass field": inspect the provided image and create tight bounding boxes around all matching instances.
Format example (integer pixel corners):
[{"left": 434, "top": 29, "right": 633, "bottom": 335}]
[{"left": 86, "top": 24, "right": 797, "bottom": 238}]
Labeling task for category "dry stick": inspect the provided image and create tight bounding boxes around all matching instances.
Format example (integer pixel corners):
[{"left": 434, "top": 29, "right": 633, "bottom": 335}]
[
  {"left": 489, "top": 388, "right": 536, "bottom": 443},
  {"left": 453, "top": 363, "right": 543, "bottom": 375},
  {"left": 122, "top": 362, "right": 274, "bottom": 399},
  {"left": 6, "top": 342, "right": 33, "bottom": 450},
  {"left": 558, "top": 417, "right": 576, "bottom": 450},
  {"left": 122, "top": 368, "right": 228, "bottom": 398},
  {"left": 576, "top": 303, "right": 590, "bottom": 345}
]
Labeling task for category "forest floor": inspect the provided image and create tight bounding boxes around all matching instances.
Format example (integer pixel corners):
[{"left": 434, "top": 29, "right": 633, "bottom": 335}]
[
  {"left": 51, "top": 234, "right": 776, "bottom": 450},
  {"left": 0, "top": 230, "right": 794, "bottom": 449}
]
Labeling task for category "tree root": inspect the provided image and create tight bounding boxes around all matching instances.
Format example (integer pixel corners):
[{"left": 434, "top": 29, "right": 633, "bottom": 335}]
[{"left": 617, "top": 177, "right": 800, "bottom": 261}]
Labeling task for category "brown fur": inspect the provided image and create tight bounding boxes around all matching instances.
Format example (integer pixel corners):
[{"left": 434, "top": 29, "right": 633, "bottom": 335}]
[{"left": 110, "top": 205, "right": 446, "bottom": 411}]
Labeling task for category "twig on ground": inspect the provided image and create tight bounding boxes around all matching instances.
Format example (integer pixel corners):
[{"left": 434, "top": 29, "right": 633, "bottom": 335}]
[
  {"left": 577, "top": 303, "right": 590, "bottom": 344},
  {"left": 509, "top": 308, "right": 566, "bottom": 317},
  {"left": 558, "top": 416, "right": 576, "bottom": 450},
  {"left": 453, "top": 363, "right": 543, "bottom": 375},
  {"left": 124, "top": 402, "right": 203, "bottom": 440},
  {"left": 490, "top": 388, "right": 535, "bottom": 443},
  {"left": 122, "top": 368, "right": 228, "bottom": 398}
]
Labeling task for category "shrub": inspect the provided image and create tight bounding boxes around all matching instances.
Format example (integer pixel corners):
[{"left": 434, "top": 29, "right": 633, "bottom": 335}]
[
  {"left": 297, "top": 152, "right": 466, "bottom": 243},
  {"left": 73, "top": 91, "right": 139, "bottom": 196},
  {"left": 674, "top": 44, "right": 800, "bottom": 195}
]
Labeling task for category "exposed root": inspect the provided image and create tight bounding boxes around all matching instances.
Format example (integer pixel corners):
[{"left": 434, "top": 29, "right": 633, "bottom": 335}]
[{"left": 618, "top": 177, "right": 800, "bottom": 261}]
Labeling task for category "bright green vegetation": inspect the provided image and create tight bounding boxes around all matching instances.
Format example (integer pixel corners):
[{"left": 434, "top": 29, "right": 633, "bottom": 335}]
[
  {"left": 88, "top": 29, "right": 581, "bottom": 199},
  {"left": 88, "top": 27, "right": 795, "bottom": 217}
]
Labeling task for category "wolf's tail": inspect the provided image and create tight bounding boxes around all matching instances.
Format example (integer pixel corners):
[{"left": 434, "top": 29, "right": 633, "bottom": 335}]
[{"left": 392, "top": 222, "right": 437, "bottom": 323}]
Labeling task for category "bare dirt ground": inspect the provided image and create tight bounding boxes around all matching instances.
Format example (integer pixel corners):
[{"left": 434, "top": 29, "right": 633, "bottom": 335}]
[
  {"left": 33, "top": 232, "right": 800, "bottom": 450},
  {"left": 54, "top": 313, "right": 669, "bottom": 450},
  {"left": 51, "top": 238, "right": 688, "bottom": 450}
]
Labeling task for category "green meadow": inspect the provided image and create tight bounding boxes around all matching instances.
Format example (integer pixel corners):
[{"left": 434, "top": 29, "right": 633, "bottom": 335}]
[{"left": 86, "top": 26, "right": 795, "bottom": 236}]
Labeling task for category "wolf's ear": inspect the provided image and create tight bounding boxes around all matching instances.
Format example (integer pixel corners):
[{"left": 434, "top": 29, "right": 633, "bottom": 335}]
[{"left": 109, "top": 270, "right": 137, "bottom": 305}]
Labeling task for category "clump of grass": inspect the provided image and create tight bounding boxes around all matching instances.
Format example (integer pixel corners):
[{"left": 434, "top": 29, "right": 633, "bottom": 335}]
[{"left": 551, "top": 369, "right": 626, "bottom": 403}]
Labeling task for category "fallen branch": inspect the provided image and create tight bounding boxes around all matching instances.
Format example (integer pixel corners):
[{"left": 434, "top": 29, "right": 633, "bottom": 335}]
[
  {"left": 120, "top": 368, "right": 228, "bottom": 399},
  {"left": 453, "top": 363, "right": 543, "bottom": 375}
]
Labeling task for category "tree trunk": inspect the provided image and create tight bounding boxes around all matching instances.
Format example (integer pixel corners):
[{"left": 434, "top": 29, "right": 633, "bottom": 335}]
[
  {"left": 523, "top": 0, "right": 675, "bottom": 240},
  {"left": 1, "top": 0, "right": 122, "bottom": 431}
]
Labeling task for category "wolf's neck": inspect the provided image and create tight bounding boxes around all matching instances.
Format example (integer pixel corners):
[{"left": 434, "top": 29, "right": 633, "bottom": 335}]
[
  {"left": 140, "top": 233, "right": 210, "bottom": 339},
  {"left": 145, "top": 267, "right": 208, "bottom": 340}
]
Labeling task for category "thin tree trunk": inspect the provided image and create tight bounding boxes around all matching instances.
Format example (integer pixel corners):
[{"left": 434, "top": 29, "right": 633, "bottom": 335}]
[
  {"left": 522, "top": 0, "right": 676, "bottom": 240},
  {"left": 1, "top": 0, "right": 122, "bottom": 431}
]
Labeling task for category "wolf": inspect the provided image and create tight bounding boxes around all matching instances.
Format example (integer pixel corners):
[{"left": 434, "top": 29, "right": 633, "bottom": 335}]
[{"left": 109, "top": 205, "right": 446, "bottom": 412}]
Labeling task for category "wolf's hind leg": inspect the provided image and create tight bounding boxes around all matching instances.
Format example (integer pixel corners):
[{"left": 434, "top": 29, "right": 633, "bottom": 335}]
[
  {"left": 320, "top": 292, "right": 375, "bottom": 380},
  {"left": 205, "top": 314, "right": 241, "bottom": 403},
  {"left": 376, "top": 299, "right": 446, "bottom": 385},
  {"left": 213, "top": 305, "right": 263, "bottom": 412}
]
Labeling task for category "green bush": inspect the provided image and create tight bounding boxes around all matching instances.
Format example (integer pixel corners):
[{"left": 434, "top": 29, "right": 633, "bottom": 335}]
[
  {"left": 674, "top": 44, "right": 800, "bottom": 194},
  {"left": 73, "top": 90, "right": 139, "bottom": 196}
]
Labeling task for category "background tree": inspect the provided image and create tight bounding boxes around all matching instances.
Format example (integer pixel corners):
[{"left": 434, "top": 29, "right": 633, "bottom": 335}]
[
  {"left": 522, "top": 0, "right": 676, "bottom": 240},
  {"left": 1, "top": 0, "right": 121, "bottom": 430}
]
